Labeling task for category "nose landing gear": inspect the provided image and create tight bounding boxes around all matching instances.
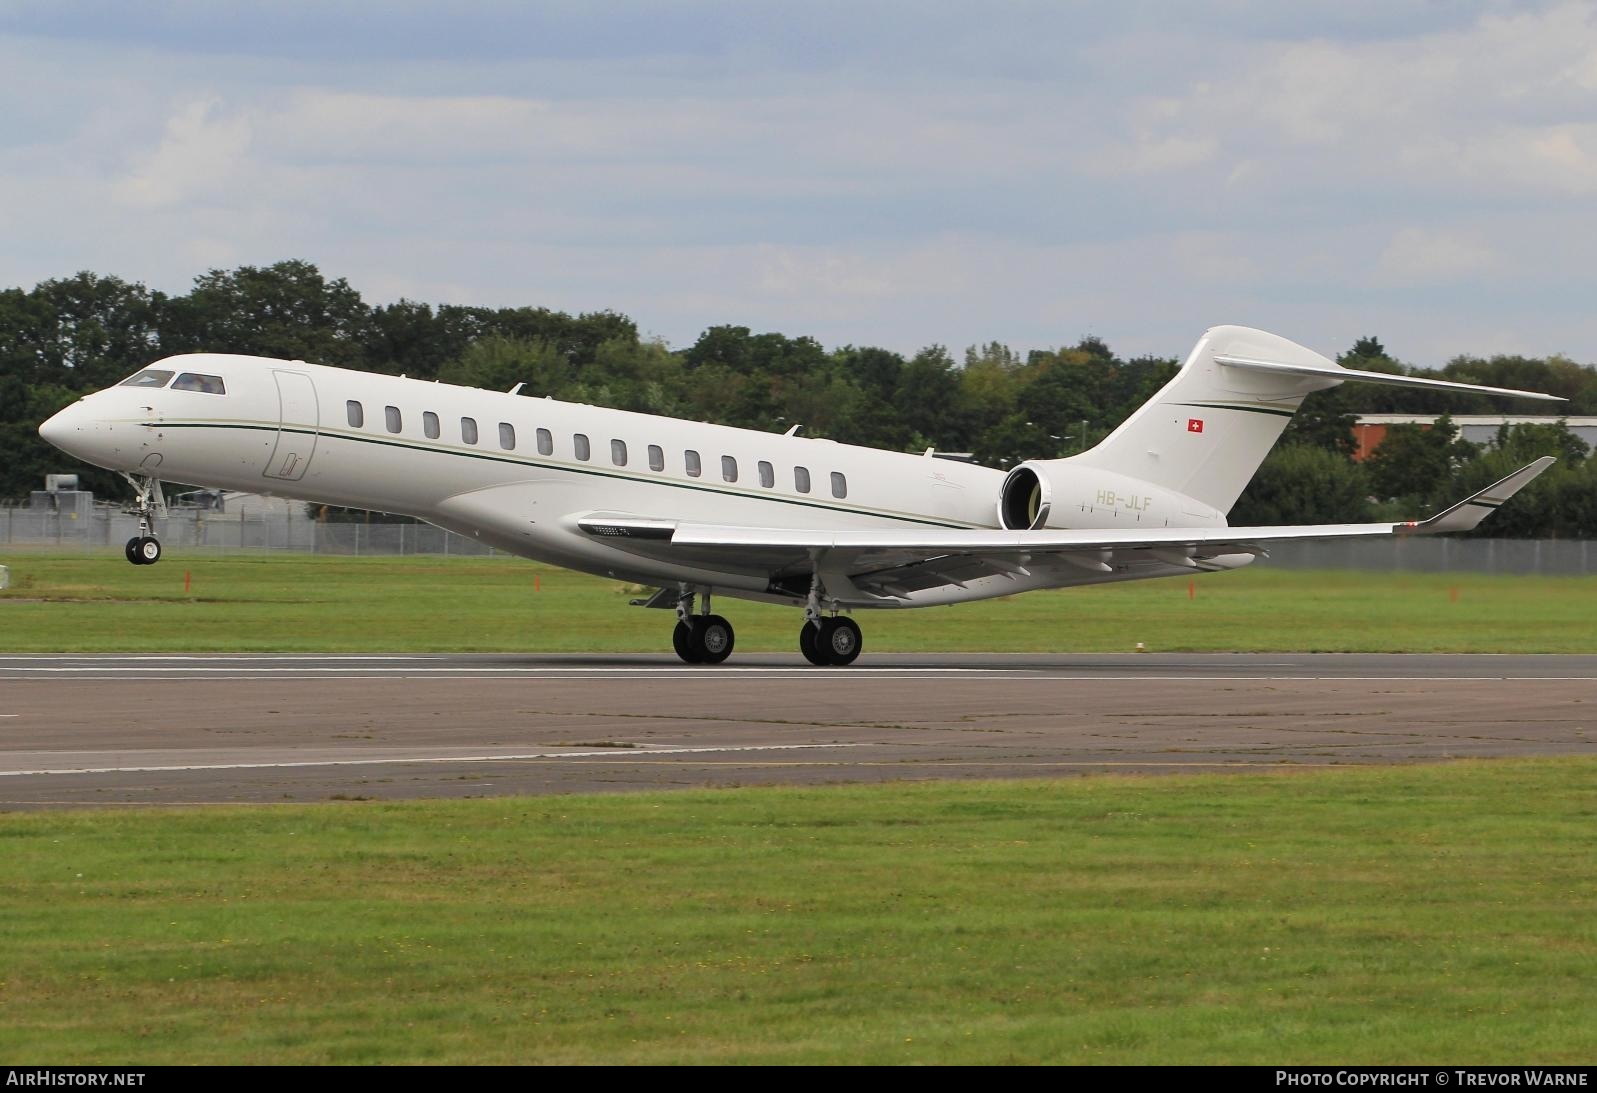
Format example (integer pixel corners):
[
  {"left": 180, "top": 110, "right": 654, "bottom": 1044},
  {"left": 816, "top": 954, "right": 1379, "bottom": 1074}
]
[
  {"left": 120, "top": 472, "right": 166, "bottom": 566},
  {"left": 124, "top": 536, "right": 162, "bottom": 566}
]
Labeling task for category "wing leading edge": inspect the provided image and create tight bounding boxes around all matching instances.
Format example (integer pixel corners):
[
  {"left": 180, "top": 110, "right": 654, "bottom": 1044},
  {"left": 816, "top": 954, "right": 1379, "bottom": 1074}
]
[{"left": 577, "top": 457, "right": 1554, "bottom": 603}]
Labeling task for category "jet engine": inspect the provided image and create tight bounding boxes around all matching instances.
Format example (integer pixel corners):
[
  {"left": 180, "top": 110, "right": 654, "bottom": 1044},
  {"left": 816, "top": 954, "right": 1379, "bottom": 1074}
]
[{"left": 997, "top": 461, "right": 1053, "bottom": 530}]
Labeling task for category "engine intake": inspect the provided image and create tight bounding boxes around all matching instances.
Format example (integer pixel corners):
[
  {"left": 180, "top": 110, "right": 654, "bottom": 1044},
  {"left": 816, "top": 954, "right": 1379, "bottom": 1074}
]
[{"left": 998, "top": 462, "right": 1051, "bottom": 530}]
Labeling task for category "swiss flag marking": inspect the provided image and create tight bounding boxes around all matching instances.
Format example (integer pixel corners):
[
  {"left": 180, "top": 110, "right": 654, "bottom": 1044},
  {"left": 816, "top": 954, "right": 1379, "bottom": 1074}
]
[{"left": 1187, "top": 418, "right": 1204, "bottom": 433}]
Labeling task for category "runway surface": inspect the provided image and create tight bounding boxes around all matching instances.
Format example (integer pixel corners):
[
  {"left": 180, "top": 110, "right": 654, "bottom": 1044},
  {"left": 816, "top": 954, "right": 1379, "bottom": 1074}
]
[{"left": 1, "top": 653, "right": 1593, "bottom": 809}]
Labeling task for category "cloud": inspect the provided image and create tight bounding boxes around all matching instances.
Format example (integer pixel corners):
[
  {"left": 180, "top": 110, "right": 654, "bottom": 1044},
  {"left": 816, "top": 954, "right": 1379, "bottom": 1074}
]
[
  {"left": 114, "top": 97, "right": 252, "bottom": 208},
  {"left": 1374, "top": 227, "right": 1495, "bottom": 284},
  {"left": 2, "top": 3, "right": 1597, "bottom": 369}
]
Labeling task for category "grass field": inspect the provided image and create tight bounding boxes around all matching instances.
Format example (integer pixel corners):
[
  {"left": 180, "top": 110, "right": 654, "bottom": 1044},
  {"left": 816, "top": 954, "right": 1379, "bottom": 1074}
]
[
  {"left": 2, "top": 551, "right": 1596, "bottom": 652},
  {"left": 1, "top": 760, "right": 1593, "bottom": 1064}
]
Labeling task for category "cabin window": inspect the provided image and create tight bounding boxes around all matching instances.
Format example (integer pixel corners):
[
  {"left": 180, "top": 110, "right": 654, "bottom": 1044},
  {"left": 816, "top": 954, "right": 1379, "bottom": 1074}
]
[
  {"left": 119, "top": 369, "right": 174, "bottom": 389},
  {"left": 758, "top": 460, "right": 774, "bottom": 488},
  {"left": 461, "top": 417, "right": 478, "bottom": 445},
  {"left": 347, "top": 400, "right": 364, "bottom": 428},
  {"left": 611, "top": 439, "right": 627, "bottom": 466},
  {"left": 499, "top": 422, "right": 515, "bottom": 450},
  {"left": 722, "top": 456, "right": 738, "bottom": 483},
  {"left": 385, "top": 406, "right": 402, "bottom": 433},
  {"left": 536, "top": 427, "right": 552, "bottom": 455},
  {"left": 794, "top": 466, "right": 811, "bottom": 493},
  {"left": 831, "top": 471, "right": 848, "bottom": 499},
  {"left": 423, "top": 411, "right": 440, "bottom": 440},
  {"left": 685, "top": 450, "right": 702, "bottom": 477},
  {"left": 648, "top": 444, "right": 664, "bottom": 472},
  {"left": 173, "top": 373, "right": 226, "bottom": 394},
  {"left": 574, "top": 433, "right": 590, "bottom": 461}
]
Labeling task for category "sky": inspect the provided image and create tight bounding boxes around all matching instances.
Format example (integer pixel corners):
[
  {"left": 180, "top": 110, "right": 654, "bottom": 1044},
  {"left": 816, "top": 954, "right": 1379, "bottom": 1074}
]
[{"left": 3, "top": 1, "right": 1597, "bottom": 367}]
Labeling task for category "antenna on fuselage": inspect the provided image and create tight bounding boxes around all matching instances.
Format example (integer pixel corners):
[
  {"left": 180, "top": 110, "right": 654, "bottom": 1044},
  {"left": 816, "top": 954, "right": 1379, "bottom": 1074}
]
[{"left": 508, "top": 383, "right": 524, "bottom": 395}]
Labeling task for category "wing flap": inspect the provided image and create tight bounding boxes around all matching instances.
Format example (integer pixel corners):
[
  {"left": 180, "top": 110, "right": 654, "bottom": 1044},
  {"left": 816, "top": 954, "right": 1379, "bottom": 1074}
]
[{"left": 574, "top": 457, "right": 1553, "bottom": 597}]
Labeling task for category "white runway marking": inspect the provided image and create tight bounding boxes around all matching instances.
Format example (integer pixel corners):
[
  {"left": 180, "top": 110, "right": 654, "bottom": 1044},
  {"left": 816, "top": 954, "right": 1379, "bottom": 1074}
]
[
  {"left": 1, "top": 668, "right": 1592, "bottom": 683},
  {"left": 0, "top": 742, "right": 861, "bottom": 778},
  {"left": 0, "top": 665, "right": 1014, "bottom": 675},
  {"left": 0, "top": 655, "right": 446, "bottom": 661}
]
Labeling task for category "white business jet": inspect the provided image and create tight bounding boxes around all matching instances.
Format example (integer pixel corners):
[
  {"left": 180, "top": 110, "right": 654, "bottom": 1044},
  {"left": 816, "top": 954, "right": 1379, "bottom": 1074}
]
[{"left": 38, "top": 325, "right": 1559, "bottom": 665}]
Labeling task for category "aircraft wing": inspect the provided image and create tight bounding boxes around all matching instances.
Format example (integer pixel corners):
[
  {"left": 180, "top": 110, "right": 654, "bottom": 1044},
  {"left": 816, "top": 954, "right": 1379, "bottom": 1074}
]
[{"left": 576, "top": 457, "right": 1553, "bottom": 601}]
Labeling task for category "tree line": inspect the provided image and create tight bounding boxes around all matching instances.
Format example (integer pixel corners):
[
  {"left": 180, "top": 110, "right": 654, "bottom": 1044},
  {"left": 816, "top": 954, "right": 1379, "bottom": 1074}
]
[{"left": 4, "top": 260, "right": 1595, "bottom": 536}]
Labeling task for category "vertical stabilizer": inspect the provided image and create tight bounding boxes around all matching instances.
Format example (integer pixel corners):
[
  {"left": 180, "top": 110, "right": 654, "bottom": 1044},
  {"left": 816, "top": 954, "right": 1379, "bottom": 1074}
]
[{"left": 1070, "top": 326, "right": 1341, "bottom": 514}]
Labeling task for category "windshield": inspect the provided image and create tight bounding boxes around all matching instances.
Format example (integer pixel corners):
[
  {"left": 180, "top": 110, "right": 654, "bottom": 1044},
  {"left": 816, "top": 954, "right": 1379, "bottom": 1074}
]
[
  {"left": 172, "top": 373, "right": 226, "bottom": 394},
  {"left": 118, "top": 369, "right": 175, "bottom": 389}
]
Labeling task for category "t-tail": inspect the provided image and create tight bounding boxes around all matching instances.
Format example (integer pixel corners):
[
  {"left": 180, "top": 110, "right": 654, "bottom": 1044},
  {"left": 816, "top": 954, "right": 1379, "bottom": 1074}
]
[{"left": 1064, "top": 325, "right": 1562, "bottom": 516}]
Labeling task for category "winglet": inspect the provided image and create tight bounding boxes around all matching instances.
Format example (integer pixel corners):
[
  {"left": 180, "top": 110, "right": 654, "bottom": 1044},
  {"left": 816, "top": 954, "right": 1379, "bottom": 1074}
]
[{"left": 1401, "top": 457, "right": 1555, "bottom": 535}]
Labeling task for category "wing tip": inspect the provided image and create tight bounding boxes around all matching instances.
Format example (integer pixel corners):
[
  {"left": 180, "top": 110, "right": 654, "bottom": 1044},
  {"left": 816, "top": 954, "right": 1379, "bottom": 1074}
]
[{"left": 1409, "top": 456, "right": 1556, "bottom": 535}]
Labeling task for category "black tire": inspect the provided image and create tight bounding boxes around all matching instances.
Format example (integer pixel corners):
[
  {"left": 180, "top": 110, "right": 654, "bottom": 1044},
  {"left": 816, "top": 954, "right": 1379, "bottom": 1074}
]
[
  {"left": 798, "top": 620, "right": 829, "bottom": 666},
  {"left": 672, "top": 621, "right": 702, "bottom": 664},
  {"left": 824, "top": 616, "right": 862, "bottom": 666},
  {"left": 125, "top": 538, "right": 142, "bottom": 565},
  {"left": 135, "top": 536, "right": 162, "bottom": 565},
  {"left": 696, "top": 615, "right": 735, "bottom": 665}
]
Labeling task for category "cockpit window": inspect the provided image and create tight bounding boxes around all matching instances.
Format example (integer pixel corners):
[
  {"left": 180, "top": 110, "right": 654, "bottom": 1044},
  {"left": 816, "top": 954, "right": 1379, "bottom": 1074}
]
[
  {"left": 119, "top": 369, "right": 174, "bottom": 389},
  {"left": 172, "top": 373, "right": 227, "bottom": 395}
]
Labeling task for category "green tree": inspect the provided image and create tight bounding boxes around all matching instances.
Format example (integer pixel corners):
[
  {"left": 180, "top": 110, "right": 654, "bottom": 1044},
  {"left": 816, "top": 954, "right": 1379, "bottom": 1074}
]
[
  {"left": 438, "top": 335, "right": 569, "bottom": 395},
  {"left": 163, "top": 260, "right": 371, "bottom": 367},
  {"left": 1364, "top": 415, "right": 1478, "bottom": 503},
  {"left": 31, "top": 273, "right": 167, "bottom": 389},
  {"left": 1230, "top": 444, "right": 1371, "bottom": 525},
  {"left": 1491, "top": 420, "right": 1589, "bottom": 466}
]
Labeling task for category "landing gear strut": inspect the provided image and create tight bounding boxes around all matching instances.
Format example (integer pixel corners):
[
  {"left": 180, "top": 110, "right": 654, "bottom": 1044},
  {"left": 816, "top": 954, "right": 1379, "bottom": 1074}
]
[
  {"left": 671, "top": 588, "right": 735, "bottom": 665},
  {"left": 120, "top": 472, "right": 165, "bottom": 566},
  {"left": 798, "top": 568, "right": 862, "bottom": 666}
]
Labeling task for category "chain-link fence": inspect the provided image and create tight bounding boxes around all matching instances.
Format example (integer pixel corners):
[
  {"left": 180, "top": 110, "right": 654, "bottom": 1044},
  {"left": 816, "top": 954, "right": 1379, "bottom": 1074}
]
[
  {"left": 2, "top": 504, "right": 1594, "bottom": 573},
  {"left": 1263, "top": 536, "right": 1597, "bottom": 574},
  {"left": 1, "top": 505, "right": 500, "bottom": 556}
]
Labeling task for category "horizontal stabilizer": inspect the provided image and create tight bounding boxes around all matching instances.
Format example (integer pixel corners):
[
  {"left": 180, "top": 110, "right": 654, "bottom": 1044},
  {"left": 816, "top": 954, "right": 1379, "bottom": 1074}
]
[{"left": 1214, "top": 354, "right": 1566, "bottom": 402}]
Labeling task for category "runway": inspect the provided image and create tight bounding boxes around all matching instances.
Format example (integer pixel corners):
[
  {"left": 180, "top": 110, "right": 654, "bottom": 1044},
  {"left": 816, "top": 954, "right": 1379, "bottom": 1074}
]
[{"left": 1, "top": 653, "right": 1592, "bottom": 809}]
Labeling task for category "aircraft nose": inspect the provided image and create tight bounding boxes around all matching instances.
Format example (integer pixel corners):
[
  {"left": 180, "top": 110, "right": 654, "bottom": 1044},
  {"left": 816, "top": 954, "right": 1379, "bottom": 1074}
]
[{"left": 39, "top": 400, "right": 91, "bottom": 457}]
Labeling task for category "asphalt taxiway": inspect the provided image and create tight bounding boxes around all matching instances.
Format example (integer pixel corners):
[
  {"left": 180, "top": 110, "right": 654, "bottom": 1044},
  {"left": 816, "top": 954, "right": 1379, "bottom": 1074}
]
[{"left": 1, "top": 653, "right": 1592, "bottom": 809}]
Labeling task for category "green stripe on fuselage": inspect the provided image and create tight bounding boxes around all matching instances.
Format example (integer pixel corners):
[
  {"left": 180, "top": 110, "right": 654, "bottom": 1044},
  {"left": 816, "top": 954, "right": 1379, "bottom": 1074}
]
[{"left": 154, "top": 420, "right": 979, "bottom": 529}]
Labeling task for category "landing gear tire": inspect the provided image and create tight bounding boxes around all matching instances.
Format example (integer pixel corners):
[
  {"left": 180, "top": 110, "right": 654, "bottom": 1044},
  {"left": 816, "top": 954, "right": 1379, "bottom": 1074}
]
[
  {"left": 800, "top": 617, "right": 862, "bottom": 666},
  {"left": 672, "top": 621, "right": 702, "bottom": 664},
  {"left": 821, "top": 616, "right": 862, "bottom": 666},
  {"left": 695, "top": 615, "right": 735, "bottom": 665},
  {"left": 126, "top": 536, "right": 161, "bottom": 566},
  {"left": 799, "top": 621, "right": 828, "bottom": 666},
  {"left": 673, "top": 615, "right": 735, "bottom": 665}
]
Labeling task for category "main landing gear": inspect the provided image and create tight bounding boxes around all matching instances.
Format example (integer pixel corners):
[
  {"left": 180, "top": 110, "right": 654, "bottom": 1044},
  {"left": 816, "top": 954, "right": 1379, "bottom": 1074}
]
[
  {"left": 672, "top": 590, "right": 735, "bottom": 665},
  {"left": 798, "top": 572, "right": 862, "bottom": 665},
  {"left": 665, "top": 586, "right": 863, "bottom": 666},
  {"left": 799, "top": 615, "right": 862, "bottom": 666},
  {"left": 120, "top": 472, "right": 165, "bottom": 566}
]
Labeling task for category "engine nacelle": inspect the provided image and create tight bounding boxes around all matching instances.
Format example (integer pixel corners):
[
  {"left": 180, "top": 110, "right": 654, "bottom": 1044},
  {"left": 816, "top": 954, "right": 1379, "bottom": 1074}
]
[
  {"left": 998, "top": 462, "right": 1052, "bottom": 530},
  {"left": 997, "top": 458, "right": 1227, "bottom": 531}
]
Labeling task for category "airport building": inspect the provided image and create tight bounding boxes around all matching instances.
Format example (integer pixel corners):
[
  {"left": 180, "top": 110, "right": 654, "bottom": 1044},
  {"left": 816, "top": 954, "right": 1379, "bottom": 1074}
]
[{"left": 1351, "top": 415, "right": 1597, "bottom": 461}]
